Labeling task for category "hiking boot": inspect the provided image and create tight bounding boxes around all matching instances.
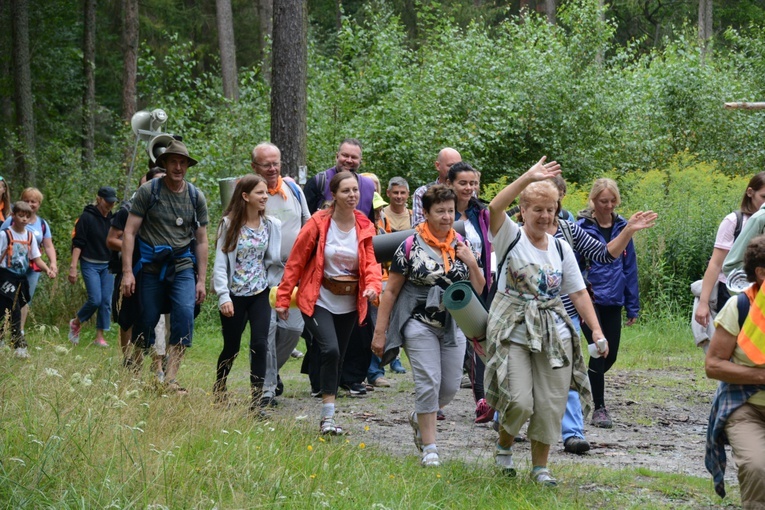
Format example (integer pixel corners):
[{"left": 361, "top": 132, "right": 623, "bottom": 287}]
[
  {"left": 531, "top": 467, "right": 557, "bottom": 487},
  {"left": 564, "top": 436, "right": 591, "bottom": 454},
  {"left": 591, "top": 407, "right": 613, "bottom": 429},
  {"left": 495, "top": 444, "right": 516, "bottom": 476},
  {"left": 390, "top": 358, "right": 406, "bottom": 374},
  {"left": 371, "top": 377, "right": 391, "bottom": 388},
  {"left": 409, "top": 411, "right": 423, "bottom": 452},
  {"left": 436, "top": 409, "right": 445, "bottom": 421},
  {"left": 14, "top": 347, "right": 30, "bottom": 359},
  {"left": 68, "top": 319, "right": 81, "bottom": 345}
]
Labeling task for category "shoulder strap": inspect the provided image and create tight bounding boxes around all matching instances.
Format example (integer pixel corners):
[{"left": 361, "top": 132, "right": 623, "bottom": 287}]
[
  {"left": 404, "top": 234, "right": 415, "bottom": 259},
  {"left": 559, "top": 220, "right": 574, "bottom": 248},
  {"left": 738, "top": 291, "right": 750, "bottom": 329},
  {"left": 4, "top": 229, "right": 11, "bottom": 266},
  {"left": 496, "top": 230, "right": 522, "bottom": 279},
  {"left": 286, "top": 180, "right": 302, "bottom": 203},
  {"left": 734, "top": 210, "right": 744, "bottom": 241},
  {"left": 149, "top": 177, "right": 161, "bottom": 210},
  {"left": 554, "top": 237, "right": 563, "bottom": 260}
]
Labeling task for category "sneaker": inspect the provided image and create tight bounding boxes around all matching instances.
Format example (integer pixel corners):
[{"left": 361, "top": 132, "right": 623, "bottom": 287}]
[
  {"left": 460, "top": 374, "right": 472, "bottom": 389},
  {"left": 14, "top": 347, "right": 30, "bottom": 359},
  {"left": 371, "top": 377, "right": 391, "bottom": 388},
  {"left": 421, "top": 447, "right": 440, "bottom": 467},
  {"left": 68, "top": 319, "right": 81, "bottom": 344},
  {"left": 436, "top": 409, "right": 445, "bottom": 421},
  {"left": 591, "top": 407, "right": 613, "bottom": 429},
  {"left": 290, "top": 349, "right": 304, "bottom": 359},
  {"left": 390, "top": 358, "right": 406, "bottom": 374},
  {"left": 495, "top": 444, "right": 516, "bottom": 476},
  {"left": 475, "top": 398, "right": 494, "bottom": 424},
  {"left": 409, "top": 411, "right": 423, "bottom": 452},
  {"left": 258, "top": 395, "right": 278, "bottom": 408},
  {"left": 531, "top": 467, "right": 558, "bottom": 487},
  {"left": 320, "top": 417, "right": 344, "bottom": 435},
  {"left": 341, "top": 382, "right": 367, "bottom": 397},
  {"left": 276, "top": 375, "right": 284, "bottom": 396},
  {"left": 310, "top": 389, "right": 323, "bottom": 398},
  {"left": 156, "top": 370, "right": 165, "bottom": 383},
  {"left": 564, "top": 436, "right": 591, "bottom": 454},
  {"left": 93, "top": 338, "right": 109, "bottom": 348}
]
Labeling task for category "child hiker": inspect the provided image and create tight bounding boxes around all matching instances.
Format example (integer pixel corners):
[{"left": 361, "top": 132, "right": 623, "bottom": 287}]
[{"left": 0, "top": 201, "right": 55, "bottom": 358}]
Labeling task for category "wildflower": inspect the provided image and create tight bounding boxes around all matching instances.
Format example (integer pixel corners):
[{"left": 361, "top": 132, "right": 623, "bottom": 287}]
[
  {"left": 307, "top": 445, "right": 313, "bottom": 451},
  {"left": 359, "top": 443, "right": 366, "bottom": 449},
  {"left": 319, "top": 437, "right": 326, "bottom": 443},
  {"left": 310, "top": 474, "right": 316, "bottom": 479},
  {"left": 44, "top": 368, "right": 62, "bottom": 378},
  {"left": 364, "top": 425, "right": 370, "bottom": 432},
  {"left": 389, "top": 474, "right": 395, "bottom": 479},
  {"left": 54, "top": 345, "right": 68, "bottom": 355},
  {"left": 436, "top": 474, "right": 441, "bottom": 478}
]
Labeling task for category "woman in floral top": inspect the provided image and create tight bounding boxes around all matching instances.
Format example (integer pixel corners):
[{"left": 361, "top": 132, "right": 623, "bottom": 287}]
[
  {"left": 372, "top": 184, "right": 485, "bottom": 467},
  {"left": 212, "top": 174, "right": 282, "bottom": 410}
]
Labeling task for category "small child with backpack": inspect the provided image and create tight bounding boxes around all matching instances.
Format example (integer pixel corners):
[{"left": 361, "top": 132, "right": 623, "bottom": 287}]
[{"left": 0, "top": 201, "right": 55, "bottom": 358}]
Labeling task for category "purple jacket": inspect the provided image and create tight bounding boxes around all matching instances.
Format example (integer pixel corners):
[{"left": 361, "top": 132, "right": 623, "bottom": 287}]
[{"left": 304, "top": 166, "right": 375, "bottom": 219}]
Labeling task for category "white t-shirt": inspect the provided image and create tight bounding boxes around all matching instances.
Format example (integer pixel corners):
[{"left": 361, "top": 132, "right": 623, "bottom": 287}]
[
  {"left": 0, "top": 228, "right": 42, "bottom": 275},
  {"left": 265, "top": 183, "right": 310, "bottom": 263},
  {"left": 714, "top": 212, "right": 749, "bottom": 284},
  {"left": 490, "top": 215, "right": 585, "bottom": 342},
  {"left": 317, "top": 219, "right": 359, "bottom": 314}
]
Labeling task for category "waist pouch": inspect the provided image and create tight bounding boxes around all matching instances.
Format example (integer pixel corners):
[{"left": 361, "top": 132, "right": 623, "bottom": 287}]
[{"left": 322, "top": 275, "right": 359, "bottom": 296}]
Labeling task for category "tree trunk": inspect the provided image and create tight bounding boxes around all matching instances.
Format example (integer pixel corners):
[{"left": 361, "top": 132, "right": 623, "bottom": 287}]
[
  {"left": 121, "top": 0, "right": 138, "bottom": 123},
  {"left": 335, "top": 0, "right": 342, "bottom": 31},
  {"left": 257, "top": 0, "right": 273, "bottom": 84},
  {"left": 216, "top": 0, "right": 239, "bottom": 100},
  {"left": 698, "top": 0, "right": 713, "bottom": 60},
  {"left": 82, "top": 0, "right": 96, "bottom": 170},
  {"left": 271, "top": 0, "right": 307, "bottom": 181},
  {"left": 0, "top": 0, "right": 14, "bottom": 178},
  {"left": 11, "top": 0, "right": 35, "bottom": 185},
  {"left": 545, "top": 0, "right": 556, "bottom": 25}
]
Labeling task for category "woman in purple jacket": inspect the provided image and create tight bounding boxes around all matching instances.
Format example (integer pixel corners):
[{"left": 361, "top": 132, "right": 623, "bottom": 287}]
[{"left": 577, "top": 178, "right": 640, "bottom": 429}]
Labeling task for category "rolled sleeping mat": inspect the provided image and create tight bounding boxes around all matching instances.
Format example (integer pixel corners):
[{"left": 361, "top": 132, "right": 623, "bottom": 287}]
[
  {"left": 219, "top": 177, "right": 240, "bottom": 210},
  {"left": 269, "top": 286, "right": 299, "bottom": 309},
  {"left": 443, "top": 280, "right": 489, "bottom": 363},
  {"left": 373, "top": 220, "right": 467, "bottom": 263}
]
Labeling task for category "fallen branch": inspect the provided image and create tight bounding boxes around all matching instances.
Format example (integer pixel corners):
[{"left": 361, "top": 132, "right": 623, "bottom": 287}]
[{"left": 725, "top": 102, "right": 765, "bottom": 110}]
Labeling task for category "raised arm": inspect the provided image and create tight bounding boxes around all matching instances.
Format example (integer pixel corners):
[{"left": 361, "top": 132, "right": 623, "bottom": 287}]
[
  {"left": 606, "top": 211, "right": 657, "bottom": 258},
  {"left": 488, "top": 157, "right": 561, "bottom": 236}
]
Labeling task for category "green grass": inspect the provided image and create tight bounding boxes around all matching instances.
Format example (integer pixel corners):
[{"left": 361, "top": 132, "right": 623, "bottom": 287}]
[{"left": 0, "top": 315, "right": 735, "bottom": 509}]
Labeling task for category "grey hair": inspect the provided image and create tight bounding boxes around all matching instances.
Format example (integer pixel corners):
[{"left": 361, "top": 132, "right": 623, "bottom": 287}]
[
  {"left": 251, "top": 142, "right": 281, "bottom": 163},
  {"left": 387, "top": 176, "right": 409, "bottom": 192}
]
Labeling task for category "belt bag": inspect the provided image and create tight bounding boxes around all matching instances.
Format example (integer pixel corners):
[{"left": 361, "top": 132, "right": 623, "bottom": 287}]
[{"left": 322, "top": 275, "right": 359, "bottom": 296}]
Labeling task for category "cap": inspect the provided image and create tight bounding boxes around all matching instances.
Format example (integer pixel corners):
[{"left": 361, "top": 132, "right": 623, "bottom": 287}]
[
  {"left": 97, "top": 186, "right": 118, "bottom": 203},
  {"left": 372, "top": 192, "right": 388, "bottom": 210}
]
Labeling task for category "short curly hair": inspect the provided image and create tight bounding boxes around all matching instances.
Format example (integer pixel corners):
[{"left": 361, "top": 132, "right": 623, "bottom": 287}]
[
  {"left": 421, "top": 184, "right": 456, "bottom": 213},
  {"left": 743, "top": 235, "right": 765, "bottom": 282},
  {"left": 519, "top": 180, "right": 559, "bottom": 209}
]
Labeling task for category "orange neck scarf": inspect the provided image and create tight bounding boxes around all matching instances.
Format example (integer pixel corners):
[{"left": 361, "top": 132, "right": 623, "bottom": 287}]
[
  {"left": 416, "top": 222, "right": 456, "bottom": 273},
  {"left": 268, "top": 176, "right": 287, "bottom": 200}
]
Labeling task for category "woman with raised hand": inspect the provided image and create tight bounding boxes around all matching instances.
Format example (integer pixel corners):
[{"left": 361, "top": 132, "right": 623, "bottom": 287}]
[
  {"left": 213, "top": 174, "right": 282, "bottom": 410},
  {"left": 372, "top": 184, "right": 485, "bottom": 468},
  {"left": 276, "top": 171, "right": 382, "bottom": 435},
  {"left": 485, "top": 158, "right": 604, "bottom": 486},
  {"left": 694, "top": 173, "right": 765, "bottom": 352},
  {"left": 576, "top": 178, "right": 641, "bottom": 429}
]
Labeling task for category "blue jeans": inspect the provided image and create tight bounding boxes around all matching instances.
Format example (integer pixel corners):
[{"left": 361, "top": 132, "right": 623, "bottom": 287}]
[
  {"left": 367, "top": 355, "right": 385, "bottom": 383},
  {"left": 561, "top": 314, "right": 586, "bottom": 441},
  {"left": 76, "top": 261, "right": 114, "bottom": 331},
  {"left": 132, "top": 268, "right": 196, "bottom": 348}
]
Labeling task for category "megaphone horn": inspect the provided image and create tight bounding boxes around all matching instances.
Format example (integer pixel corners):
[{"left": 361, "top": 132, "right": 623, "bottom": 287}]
[
  {"left": 147, "top": 133, "right": 176, "bottom": 164},
  {"left": 130, "top": 110, "right": 154, "bottom": 141}
]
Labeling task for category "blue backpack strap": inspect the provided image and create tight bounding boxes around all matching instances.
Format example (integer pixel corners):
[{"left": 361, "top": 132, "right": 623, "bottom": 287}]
[
  {"left": 285, "top": 180, "right": 302, "bottom": 203},
  {"left": 737, "top": 292, "right": 750, "bottom": 330}
]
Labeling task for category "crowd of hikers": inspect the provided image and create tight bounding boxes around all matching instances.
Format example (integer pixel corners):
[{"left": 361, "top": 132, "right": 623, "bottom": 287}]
[{"left": 5, "top": 140, "right": 765, "bottom": 505}]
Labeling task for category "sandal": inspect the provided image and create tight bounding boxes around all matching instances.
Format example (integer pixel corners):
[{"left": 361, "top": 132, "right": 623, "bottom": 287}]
[
  {"left": 495, "top": 445, "right": 516, "bottom": 477},
  {"left": 531, "top": 467, "right": 557, "bottom": 487},
  {"left": 165, "top": 380, "right": 188, "bottom": 395},
  {"left": 320, "top": 418, "right": 345, "bottom": 436}
]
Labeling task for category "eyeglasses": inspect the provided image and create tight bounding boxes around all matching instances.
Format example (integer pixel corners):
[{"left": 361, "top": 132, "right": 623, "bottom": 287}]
[{"left": 254, "top": 161, "right": 281, "bottom": 169}]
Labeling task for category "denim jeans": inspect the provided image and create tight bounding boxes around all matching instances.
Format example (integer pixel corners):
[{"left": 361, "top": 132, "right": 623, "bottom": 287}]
[
  {"left": 77, "top": 261, "right": 114, "bottom": 331},
  {"left": 367, "top": 355, "right": 385, "bottom": 383},
  {"left": 561, "top": 314, "right": 586, "bottom": 441},
  {"left": 132, "top": 268, "right": 195, "bottom": 348}
]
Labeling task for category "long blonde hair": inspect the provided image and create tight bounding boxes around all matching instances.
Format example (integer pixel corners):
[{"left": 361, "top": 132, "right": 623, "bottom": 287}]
[{"left": 585, "top": 178, "right": 621, "bottom": 212}]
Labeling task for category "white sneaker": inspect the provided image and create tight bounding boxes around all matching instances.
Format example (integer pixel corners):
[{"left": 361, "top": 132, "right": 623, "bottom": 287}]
[{"left": 14, "top": 347, "right": 30, "bottom": 359}]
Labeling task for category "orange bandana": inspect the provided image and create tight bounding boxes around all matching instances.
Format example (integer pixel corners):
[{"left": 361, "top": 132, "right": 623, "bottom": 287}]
[
  {"left": 415, "top": 222, "right": 456, "bottom": 273},
  {"left": 268, "top": 176, "right": 287, "bottom": 200}
]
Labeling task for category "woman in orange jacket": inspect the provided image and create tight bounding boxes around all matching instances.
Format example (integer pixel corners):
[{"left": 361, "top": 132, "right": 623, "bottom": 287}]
[{"left": 276, "top": 171, "right": 382, "bottom": 435}]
